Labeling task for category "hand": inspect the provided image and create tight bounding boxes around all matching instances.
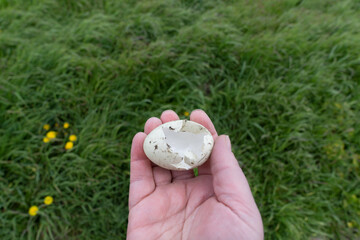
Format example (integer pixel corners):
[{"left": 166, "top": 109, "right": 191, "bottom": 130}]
[{"left": 127, "top": 110, "right": 263, "bottom": 240}]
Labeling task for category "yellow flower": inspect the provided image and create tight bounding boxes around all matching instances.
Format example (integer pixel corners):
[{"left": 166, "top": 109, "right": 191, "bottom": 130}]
[
  {"left": 44, "top": 196, "right": 53, "bottom": 205},
  {"left": 324, "top": 141, "right": 344, "bottom": 160},
  {"left": 353, "top": 154, "right": 359, "bottom": 168},
  {"left": 334, "top": 103, "right": 342, "bottom": 109},
  {"left": 184, "top": 111, "right": 190, "bottom": 117},
  {"left": 69, "top": 134, "right": 77, "bottom": 142},
  {"left": 43, "top": 124, "right": 50, "bottom": 130},
  {"left": 63, "top": 122, "right": 70, "bottom": 129},
  {"left": 46, "top": 131, "right": 57, "bottom": 139},
  {"left": 351, "top": 194, "right": 357, "bottom": 201},
  {"left": 347, "top": 222, "right": 354, "bottom": 228},
  {"left": 43, "top": 137, "right": 50, "bottom": 143},
  {"left": 65, "top": 141, "right": 73, "bottom": 150},
  {"left": 28, "top": 206, "right": 39, "bottom": 216}
]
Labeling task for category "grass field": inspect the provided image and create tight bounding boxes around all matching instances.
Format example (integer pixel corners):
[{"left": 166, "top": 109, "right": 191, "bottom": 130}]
[{"left": 1, "top": 0, "right": 360, "bottom": 239}]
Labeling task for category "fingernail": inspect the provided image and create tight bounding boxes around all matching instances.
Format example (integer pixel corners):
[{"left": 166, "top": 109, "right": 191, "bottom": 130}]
[{"left": 225, "top": 135, "right": 231, "bottom": 150}]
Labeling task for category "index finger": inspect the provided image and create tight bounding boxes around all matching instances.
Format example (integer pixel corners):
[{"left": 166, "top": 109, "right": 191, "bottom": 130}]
[
  {"left": 190, "top": 109, "right": 218, "bottom": 175},
  {"left": 190, "top": 109, "right": 218, "bottom": 139}
]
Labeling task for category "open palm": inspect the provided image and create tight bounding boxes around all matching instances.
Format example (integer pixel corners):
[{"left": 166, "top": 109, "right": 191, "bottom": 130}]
[{"left": 127, "top": 110, "right": 263, "bottom": 240}]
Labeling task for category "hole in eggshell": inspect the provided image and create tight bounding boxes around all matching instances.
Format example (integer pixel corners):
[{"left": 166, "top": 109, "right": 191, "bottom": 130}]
[{"left": 162, "top": 126, "right": 207, "bottom": 166}]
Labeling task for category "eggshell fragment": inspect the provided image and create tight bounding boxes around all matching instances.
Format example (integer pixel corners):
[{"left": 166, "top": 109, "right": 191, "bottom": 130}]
[{"left": 143, "top": 120, "right": 214, "bottom": 171}]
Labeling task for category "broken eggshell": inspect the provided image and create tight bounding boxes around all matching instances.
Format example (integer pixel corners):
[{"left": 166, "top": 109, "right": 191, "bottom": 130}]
[{"left": 143, "top": 120, "right": 214, "bottom": 171}]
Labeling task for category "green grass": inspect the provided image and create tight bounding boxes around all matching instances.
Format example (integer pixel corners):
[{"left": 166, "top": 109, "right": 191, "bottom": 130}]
[{"left": 1, "top": 0, "right": 360, "bottom": 239}]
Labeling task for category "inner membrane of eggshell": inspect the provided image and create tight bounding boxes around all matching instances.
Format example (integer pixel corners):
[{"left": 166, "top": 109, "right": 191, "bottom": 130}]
[{"left": 162, "top": 124, "right": 207, "bottom": 170}]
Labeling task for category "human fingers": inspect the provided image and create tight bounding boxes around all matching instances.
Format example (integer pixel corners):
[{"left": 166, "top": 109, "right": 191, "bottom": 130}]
[
  {"left": 160, "top": 109, "right": 179, "bottom": 123},
  {"left": 210, "top": 135, "right": 260, "bottom": 211},
  {"left": 129, "top": 132, "right": 155, "bottom": 209},
  {"left": 144, "top": 117, "right": 162, "bottom": 134},
  {"left": 190, "top": 109, "right": 218, "bottom": 175},
  {"left": 190, "top": 109, "right": 218, "bottom": 139}
]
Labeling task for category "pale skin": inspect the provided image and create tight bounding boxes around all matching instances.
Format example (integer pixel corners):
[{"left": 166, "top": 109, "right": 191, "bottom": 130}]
[{"left": 127, "top": 109, "right": 264, "bottom": 240}]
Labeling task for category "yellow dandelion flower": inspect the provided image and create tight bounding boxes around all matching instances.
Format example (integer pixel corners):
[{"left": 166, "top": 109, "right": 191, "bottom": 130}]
[
  {"left": 43, "top": 124, "right": 50, "bottom": 130},
  {"left": 63, "top": 122, "right": 70, "bottom": 129},
  {"left": 184, "top": 111, "right": 190, "bottom": 117},
  {"left": 44, "top": 196, "right": 53, "bottom": 205},
  {"left": 65, "top": 141, "right": 73, "bottom": 150},
  {"left": 334, "top": 103, "right": 342, "bottom": 109},
  {"left": 43, "top": 137, "right": 50, "bottom": 143},
  {"left": 69, "top": 134, "right": 77, "bottom": 142},
  {"left": 347, "top": 222, "right": 354, "bottom": 228},
  {"left": 46, "top": 131, "right": 57, "bottom": 139},
  {"left": 353, "top": 154, "right": 359, "bottom": 168},
  {"left": 351, "top": 194, "right": 357, "bottom": 201},
  {"left": 28, "top": 206, "right": 39, "bottom": 216}
]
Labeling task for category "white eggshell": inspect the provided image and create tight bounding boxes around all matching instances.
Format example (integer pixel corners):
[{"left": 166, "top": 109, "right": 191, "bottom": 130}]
[{"left": 143, "top": 120, "right": 214, "bottom": 171}]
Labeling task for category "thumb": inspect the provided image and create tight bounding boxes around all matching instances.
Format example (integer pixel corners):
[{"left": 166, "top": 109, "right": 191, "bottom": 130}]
[{"left": 210, "top": 135, "right": 257, "bottom": 207}]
